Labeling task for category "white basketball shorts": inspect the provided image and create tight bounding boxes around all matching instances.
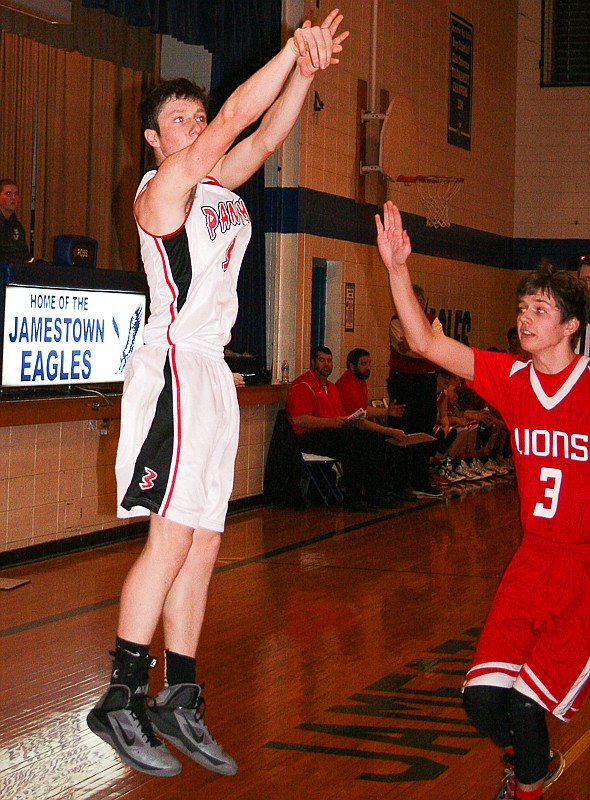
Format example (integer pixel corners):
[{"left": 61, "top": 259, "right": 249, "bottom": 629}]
[{"left": 116, "top": 344, "right": 239, "bottom": 532}]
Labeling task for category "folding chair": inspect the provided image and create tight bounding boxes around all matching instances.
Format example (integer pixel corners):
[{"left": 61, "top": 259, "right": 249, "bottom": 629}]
[
  {"left": 301, "top": 453, "right": 343, "bottom": 506},
  {"left": 263, "top": 409, "right": 343, "bottom": 507}
]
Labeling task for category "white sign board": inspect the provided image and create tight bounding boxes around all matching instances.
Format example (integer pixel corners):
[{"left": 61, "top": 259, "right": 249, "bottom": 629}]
[{"left": 2, "top": 285, "right": 146, "bottom": 387}]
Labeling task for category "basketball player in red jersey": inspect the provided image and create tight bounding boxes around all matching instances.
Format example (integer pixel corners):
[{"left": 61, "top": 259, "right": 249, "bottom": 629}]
[
  {"left": 376, "top": 201, "right": 590, "bottom": 800},
  {"left": 86, "top": 10, "right": 348, "bottom": 779}
]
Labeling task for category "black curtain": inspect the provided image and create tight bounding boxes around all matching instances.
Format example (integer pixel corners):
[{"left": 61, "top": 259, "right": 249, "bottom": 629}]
[
  {"left": 207, "top": 3, "right": 281, "bottom": 359},
  {"left": 83, "top": 0, "right": 283, "bottom": 359},
  {"left": 81, "top": 0, "right": 277, "bottom": 54}
]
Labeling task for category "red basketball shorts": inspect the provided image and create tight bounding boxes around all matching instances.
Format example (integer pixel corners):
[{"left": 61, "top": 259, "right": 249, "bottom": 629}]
[{"left": 464, "top": 535, "right": 590, "bottom": 721}]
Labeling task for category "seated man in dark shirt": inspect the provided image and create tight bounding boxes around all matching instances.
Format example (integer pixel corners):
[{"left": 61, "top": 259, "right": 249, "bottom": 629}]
[
  {"left": 286, "top": 345, "right": 398, "bottom": 512},
  {"left": 0, "top": 179, "right": 31, "bottom": 263}
]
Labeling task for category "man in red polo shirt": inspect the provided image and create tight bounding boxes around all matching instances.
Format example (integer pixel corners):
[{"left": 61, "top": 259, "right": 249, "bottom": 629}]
[
  {"left": 336, "top": 348, "right": 405, "bottom": 428},
  {"left": 336, "top": 348, "right": 412, "bottom": 500},
  {"left": 286, "top": 346, "right": 396, "bottom": 512}
]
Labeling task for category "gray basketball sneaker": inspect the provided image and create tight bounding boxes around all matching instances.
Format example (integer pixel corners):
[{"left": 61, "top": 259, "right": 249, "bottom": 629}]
[
  {"left": 87, "top": 684, "right": 182, "bottom": 777},
  {"left": 147, "top": 683, "right": 238, "bottom": 775}
]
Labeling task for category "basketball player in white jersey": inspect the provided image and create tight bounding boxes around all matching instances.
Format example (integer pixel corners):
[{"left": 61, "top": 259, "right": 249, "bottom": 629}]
[
  {"left": 87, "top": 9, "right": 348, "bottom": 778},
  {"left": 376, "top": 202, "right": 590, "bottom": 800}
]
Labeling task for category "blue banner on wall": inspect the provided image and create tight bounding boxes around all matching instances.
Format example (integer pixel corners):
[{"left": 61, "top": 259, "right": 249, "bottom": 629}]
[{"left": 448, "top": 13, "right": 473, "bottom": 151}]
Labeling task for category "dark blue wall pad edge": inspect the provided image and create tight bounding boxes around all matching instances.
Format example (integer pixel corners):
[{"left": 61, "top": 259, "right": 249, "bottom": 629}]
[{"left": 265, "top": 187, "right": 590, "bottom": 272}]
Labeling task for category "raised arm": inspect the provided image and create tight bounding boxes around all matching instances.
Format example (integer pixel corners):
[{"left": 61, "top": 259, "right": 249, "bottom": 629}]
[
  {"left": 217, "top": 9, "right": 348, "bottom": 189},
  {"left": 138, "top": 9, "right": 347, "bottom": 234},
  {"left": 375, "top": 201, "right": 474, "bottom": 381}
]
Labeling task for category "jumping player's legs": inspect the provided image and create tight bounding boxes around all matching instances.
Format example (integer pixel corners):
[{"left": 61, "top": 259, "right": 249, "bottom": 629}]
[
  {"left": 117, "top": 515, "right": 221, "bottom": 659},
  {"left": 118, "top": 513, "right": 195, "bottom": 644},
  {"left": 86, "top": 515, "right": 197, "bottom": 777},
  {"left": 162, "top": 525, "right": 221, "bottom": 657},
  {"left": 88, "top": 516, "right": 237, "bottom": 776},
  {"left": 141, "top": 522, "right": 237, "bottom": 776},
  {"left": 89, "top": 351, "right": 240, "bottom": 776}
]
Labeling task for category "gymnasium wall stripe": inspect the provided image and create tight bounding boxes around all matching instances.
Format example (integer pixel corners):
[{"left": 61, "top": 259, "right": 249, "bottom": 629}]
[{"left": 265, "top": 187, "right": 590, "bottom": 272}]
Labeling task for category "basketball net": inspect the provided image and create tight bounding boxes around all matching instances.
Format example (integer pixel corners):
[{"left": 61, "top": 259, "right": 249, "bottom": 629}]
[{"left": 396, "top": 175, "right": 464, "bottom": 228}]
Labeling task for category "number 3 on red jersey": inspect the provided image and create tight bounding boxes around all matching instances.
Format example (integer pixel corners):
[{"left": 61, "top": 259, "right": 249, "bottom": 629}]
[{"left": 534, "top": 467, "right": 563, "bottom": 519}]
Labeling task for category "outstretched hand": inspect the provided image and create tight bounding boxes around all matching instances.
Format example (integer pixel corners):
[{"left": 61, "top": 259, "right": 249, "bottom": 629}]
[
  {"left": 375, "top": 201, "right": 412, "bottom": 272},
  {"left": 292, "top": 8, "right": 349, "bottom": 78}
]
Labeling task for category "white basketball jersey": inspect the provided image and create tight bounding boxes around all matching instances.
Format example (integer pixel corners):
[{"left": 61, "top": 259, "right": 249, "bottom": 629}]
[{"left": 135, "top": 170, "right": 252, "bottom": 356}]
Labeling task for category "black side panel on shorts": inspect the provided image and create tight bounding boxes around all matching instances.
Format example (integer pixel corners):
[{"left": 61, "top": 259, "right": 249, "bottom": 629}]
[
  {"left": 121, "top": 355, "right": 175, "bottom": 514},
  {"left": 162, "top": 228, "right": 191, "bottom": 312}
]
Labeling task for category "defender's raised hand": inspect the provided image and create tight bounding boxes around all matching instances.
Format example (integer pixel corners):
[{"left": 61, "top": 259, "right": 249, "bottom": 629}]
[
  {"left": 292, "top": 8, "right": 349, "bottom": 77},
  {"left": 375, "top": 201, "right": 412, "bottom": 272}
]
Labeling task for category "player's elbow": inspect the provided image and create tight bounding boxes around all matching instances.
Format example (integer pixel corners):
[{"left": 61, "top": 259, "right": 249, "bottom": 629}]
[
  {"left": 406, "top": 332, "right": 433, "bottom": 359},
  {"left": 251, "top": 122, "right": 287, "bottom": 161},
  {"left": 217, "top": 96, "right": 259, "bottom": 138}
]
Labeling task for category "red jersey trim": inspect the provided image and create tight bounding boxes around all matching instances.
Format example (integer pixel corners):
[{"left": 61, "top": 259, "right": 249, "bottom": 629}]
[{"left": 134, "top": 175, "right": 195, "bottom": 239}]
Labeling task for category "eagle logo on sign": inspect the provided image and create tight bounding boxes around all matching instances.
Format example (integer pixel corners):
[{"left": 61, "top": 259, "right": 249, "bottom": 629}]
[{"left": 113, "top": 305, "right": 143, "bottom": 375}]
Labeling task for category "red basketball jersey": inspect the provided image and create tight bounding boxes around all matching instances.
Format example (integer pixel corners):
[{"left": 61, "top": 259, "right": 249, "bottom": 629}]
[{"left": 471, "top": 349, "right": 590, "bottom": 544}]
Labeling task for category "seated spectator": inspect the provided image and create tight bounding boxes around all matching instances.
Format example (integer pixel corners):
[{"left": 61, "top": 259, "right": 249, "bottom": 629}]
[
  {"left": 286, "top": 346, "right": 399, "bottom": 512},
  {"left": 432, "top": 368, "right": 459, "bottom": 456},
  {"left": 335, "top": 348, "right": 413, "bottom": 501},
  {"left": 0, "top": 179, "right": 31, "bottom": 263},
  {"left": 447, "top": 381, "right": 511, "bottom": 466},
  {"left": 480, "top": 405, "right": 511, "bottom": 463},
  {"left": 432, "top": 366, "right": 513, "bottom": 482}
]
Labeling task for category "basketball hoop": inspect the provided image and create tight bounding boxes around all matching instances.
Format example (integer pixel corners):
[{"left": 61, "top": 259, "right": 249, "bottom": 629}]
[{"left": 395, "top": 175, "right": 464, "bottom": 228}]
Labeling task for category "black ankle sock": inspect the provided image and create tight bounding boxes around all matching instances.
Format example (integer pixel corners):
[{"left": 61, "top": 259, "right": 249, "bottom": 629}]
[
  {"left": 115, "top": 636, "right": 150, "bottom": 659},
  {"left": 111, "top": 637, "right": 151, "bottom": 691},
  {"left": 165, "top": 650, "right": 196, "bottom": 686}
]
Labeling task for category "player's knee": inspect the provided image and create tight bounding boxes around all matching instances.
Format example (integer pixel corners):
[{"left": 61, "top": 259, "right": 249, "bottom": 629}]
[
  {"left": 463, "top": 684, "right": 512, "bottom": 747},
  {"left": 509, "top": 689, "right": 549, "bottom": 785}
]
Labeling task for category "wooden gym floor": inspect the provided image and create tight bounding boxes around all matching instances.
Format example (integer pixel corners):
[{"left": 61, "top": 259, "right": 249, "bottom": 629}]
[{"left": 1, "top": 477, "right": 590, "bottom": 799}]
